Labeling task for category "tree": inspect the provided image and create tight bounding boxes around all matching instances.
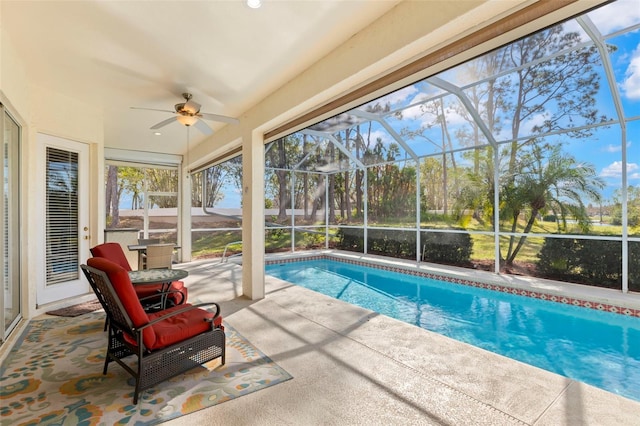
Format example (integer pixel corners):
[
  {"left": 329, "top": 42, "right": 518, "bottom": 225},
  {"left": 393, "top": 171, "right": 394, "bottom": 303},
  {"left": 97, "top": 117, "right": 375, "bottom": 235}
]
[
  {"left": 447, "top": 23, "right": 609, "bottom": 265},
  {"left": 611, "top": 186, "right": 640, "bottom": 227},
  {"left": 192, "top": 157, "right": 243, "bottom": 209},
  {"left": 500, "top": 143, "right": 604, "bottom": 264},
  {"left": 265, "top": 136, "right": 305, "bottom": 223}
]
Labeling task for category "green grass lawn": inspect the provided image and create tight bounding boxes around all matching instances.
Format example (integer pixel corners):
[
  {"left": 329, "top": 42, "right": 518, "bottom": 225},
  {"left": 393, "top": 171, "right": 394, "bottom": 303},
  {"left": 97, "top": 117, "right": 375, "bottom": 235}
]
[{"left": 191, "top": 215, "right": 625, "bottom": 265}]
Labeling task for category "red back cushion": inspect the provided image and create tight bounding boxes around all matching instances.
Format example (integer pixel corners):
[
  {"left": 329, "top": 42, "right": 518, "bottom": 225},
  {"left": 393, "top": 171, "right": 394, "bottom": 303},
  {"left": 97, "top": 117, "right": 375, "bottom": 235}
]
[
  {"left": 90, "top": 243, "right": 132, "bottom": 271},
  {"left": 87, "top": 257, "right": 156, "bottom": 348}
]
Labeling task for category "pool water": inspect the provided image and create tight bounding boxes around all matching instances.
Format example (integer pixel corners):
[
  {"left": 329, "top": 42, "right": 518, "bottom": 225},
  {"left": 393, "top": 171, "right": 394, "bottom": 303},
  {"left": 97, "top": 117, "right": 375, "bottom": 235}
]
[{"left": 266, "top": 258, "right": 640, "bottom": 401}]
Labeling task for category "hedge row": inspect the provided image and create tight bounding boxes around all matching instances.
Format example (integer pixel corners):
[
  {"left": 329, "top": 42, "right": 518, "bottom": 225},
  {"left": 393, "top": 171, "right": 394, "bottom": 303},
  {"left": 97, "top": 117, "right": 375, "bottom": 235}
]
[
  {"left": 334, "top": 228, "right": 473, "bottom": 266},
  {"left": 537, "top": 238, "right": 630, "bottom": 290}
]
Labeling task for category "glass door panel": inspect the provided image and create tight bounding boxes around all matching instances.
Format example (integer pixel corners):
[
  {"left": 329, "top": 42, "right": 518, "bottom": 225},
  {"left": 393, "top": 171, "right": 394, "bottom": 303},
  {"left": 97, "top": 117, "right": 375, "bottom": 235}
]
[{"left": 2, "top": 108, "right": 21, "bottom": 341}]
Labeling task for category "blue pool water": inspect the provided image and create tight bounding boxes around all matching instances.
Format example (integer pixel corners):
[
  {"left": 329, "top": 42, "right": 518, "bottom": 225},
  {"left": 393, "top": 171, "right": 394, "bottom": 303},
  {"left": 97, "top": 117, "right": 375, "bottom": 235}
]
[{"left": 266, "top": 258, "right": 640, "bottom": 401}]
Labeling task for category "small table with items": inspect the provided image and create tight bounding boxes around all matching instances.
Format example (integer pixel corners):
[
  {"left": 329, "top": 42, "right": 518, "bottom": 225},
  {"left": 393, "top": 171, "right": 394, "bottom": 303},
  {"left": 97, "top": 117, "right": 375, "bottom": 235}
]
[{"left": 128, "top": 268, "right": 188, "bottom": 310}]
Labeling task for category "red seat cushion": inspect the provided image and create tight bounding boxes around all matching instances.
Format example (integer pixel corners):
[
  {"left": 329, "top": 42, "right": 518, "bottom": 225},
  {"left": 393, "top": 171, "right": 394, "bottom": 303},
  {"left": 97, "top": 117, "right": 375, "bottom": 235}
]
[
  {"left": 120, "top": 304, "right": 223, "bottom": 350},
  {"left": 87, "top": 257, "right": 157, "bottom": 349},
  {"left": 146, "top": 304, "right": 219, "bottom": 350}
]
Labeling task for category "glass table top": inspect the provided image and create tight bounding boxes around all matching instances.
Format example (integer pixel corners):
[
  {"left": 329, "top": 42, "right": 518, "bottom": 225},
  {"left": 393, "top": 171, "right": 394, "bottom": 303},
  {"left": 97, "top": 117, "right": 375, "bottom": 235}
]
[{"left": 128, "top": 269, "right": 188, "bottom": 284}]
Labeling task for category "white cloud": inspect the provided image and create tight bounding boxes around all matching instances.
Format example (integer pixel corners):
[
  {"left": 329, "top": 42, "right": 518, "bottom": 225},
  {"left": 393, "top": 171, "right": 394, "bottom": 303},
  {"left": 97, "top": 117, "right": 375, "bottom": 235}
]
[
  {"left": 588, "top": 1, "right": 640, "bottom": 36},
  {"left": 401, "top": 104, "right": 429, "bottom": 121},
  {"left": 603, "top": 141, "right": 632, "bottom": 153},
  {"left": 441, "top": 105, "right": 467, "bottom": 126},
  {"left": 367, "top": 129, "right": 391, "bottom": 145},
  {"left": 524, "top": 112, "right": 550, "bottom": 133},
  {"left": 600, "top": 161, "right": 640, "bottom": 178},
  {"left": 379, "top": 86, "right": 418, "bottom": 107},
  {"left": 622, "top": 44, "right": 640, "bottom": 100}
]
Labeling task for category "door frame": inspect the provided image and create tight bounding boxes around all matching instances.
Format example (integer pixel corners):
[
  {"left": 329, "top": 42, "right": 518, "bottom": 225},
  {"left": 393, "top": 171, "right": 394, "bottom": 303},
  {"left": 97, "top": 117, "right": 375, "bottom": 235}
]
[{"left": 36, "top": 133, "right": 92, "bottom": 306}]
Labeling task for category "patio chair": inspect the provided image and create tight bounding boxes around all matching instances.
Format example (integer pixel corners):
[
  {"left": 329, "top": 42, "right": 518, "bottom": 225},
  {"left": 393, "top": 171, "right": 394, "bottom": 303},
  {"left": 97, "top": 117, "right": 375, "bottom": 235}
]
[
  {"left": 90, "top": 242, "right": 187, "bottom": 309},
  {"left": 141, "top": 243, "right": 175, "bottom": 270},
  {"left": 137, "top": 238, "right": 160, "bottom": 245},
  {"left": 82, "top": 257, "right": 225, "bottom": 404}
]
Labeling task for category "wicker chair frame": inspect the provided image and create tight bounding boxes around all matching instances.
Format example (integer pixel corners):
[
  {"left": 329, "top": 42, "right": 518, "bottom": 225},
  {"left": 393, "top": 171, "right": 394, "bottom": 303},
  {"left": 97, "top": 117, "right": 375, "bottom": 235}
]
[{"left": 81, "top": 263, "right": 225, "bottom": 404}]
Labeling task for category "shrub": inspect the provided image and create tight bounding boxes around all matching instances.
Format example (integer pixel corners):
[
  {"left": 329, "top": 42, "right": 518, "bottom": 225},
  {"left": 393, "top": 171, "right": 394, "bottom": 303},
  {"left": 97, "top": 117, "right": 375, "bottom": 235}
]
[
  {"left": 334, "top": 228, "right": 473, "bottom": 266},
  {"left": 420, "top": 231, "right": 472, "bottom": 266},
  {"left": 368, "top": 229, "right": 415, "bottom": 259},
  {"left": 335, "top": 228, "right": 364, "bottom": 253},
  {"left": 537, "top": 237, "right": 621, "bottom": 289}
]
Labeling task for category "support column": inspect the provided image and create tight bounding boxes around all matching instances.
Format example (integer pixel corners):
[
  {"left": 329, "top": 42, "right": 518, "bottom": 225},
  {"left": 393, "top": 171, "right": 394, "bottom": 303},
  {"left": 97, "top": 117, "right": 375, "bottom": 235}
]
[
  {"left": 179, "top": 163, "right": 192, "bottom": 263},
  {"left": 242, "top": 131, "right": 265, "bottom": 300}
]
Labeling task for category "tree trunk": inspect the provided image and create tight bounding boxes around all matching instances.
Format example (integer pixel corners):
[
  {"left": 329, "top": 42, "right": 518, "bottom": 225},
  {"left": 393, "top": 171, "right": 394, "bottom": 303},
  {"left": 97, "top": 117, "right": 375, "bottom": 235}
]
[
  {"left": 506, "top": 208, "right": 538, "bottom": 265},
  {"left": 106, "top": 165, "right": 120, "bottom": 226}
]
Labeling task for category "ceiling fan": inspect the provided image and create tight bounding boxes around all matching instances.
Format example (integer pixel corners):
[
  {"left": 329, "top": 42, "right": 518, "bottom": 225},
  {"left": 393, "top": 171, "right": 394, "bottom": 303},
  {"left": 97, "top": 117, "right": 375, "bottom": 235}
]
[{"left": 131, "top": 93, "right": 239, "bottom": 135}]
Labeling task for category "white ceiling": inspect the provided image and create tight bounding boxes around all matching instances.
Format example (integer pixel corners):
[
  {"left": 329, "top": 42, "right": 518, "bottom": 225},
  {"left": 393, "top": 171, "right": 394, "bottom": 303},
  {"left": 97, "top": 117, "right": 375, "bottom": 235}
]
[{"left": 2, "top": 0, "right": 401, "bottom": 155}]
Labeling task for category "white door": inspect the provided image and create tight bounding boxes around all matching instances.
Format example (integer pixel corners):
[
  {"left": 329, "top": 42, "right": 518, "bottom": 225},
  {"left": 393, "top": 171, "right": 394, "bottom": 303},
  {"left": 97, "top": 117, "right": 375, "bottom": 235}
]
[{"left": 37, "top": 134, "right": 91, "bottom": 305}]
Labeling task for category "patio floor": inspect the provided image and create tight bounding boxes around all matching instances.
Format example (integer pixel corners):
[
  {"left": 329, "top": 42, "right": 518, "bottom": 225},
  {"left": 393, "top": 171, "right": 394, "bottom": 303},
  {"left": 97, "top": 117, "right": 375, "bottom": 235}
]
[{"left": 156, "top": 256, "right": 640, "bottom": 425}]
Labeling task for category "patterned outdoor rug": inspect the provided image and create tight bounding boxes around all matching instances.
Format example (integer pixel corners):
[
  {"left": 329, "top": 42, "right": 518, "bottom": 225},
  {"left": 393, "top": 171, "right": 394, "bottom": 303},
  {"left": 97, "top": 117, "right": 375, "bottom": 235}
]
[
  {"left": 1, "top": 312, "right": 292, "bottom": 425},
  {"left": 45, "top": 300, "right": 103, "bottom": 317}
]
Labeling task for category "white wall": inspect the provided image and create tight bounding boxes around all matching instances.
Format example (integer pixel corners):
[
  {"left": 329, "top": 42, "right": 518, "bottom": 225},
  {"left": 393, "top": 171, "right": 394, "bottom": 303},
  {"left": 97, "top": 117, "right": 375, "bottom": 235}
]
[{"left": 1, "top": 14, "right": 105, "bottom": 317}]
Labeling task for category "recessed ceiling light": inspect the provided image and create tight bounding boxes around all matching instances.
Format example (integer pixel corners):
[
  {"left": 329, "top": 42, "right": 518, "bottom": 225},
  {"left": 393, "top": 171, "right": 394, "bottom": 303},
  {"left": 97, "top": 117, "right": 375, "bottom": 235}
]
[
  {"left": 154, "top": 132, "right": 162, "bottom": 136},
  {"left": 247, "top": 0, "right": 262, "bottom": 9}
]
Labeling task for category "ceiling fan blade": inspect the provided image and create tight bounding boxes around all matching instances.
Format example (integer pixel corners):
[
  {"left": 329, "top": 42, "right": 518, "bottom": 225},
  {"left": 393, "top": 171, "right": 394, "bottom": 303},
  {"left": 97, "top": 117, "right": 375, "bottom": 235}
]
[
  {"left": 199, "top": 112, "right": 239, "bottom": 125},
  {"left": 194, "top": 118, "right": 213, "bottom": 135},
  {"left": 131, "top": 106, "right": 176, "bottom": 114},
  {"left": 150, "top": 116, "right": 177, "bottom": 130},
  {"left": 184, "top": 99, "right": 201, "bottom": 114}
]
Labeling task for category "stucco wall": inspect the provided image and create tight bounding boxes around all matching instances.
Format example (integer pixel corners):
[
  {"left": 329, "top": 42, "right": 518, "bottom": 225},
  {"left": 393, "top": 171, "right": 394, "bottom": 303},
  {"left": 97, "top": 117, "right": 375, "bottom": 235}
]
[{"left": 1, "top": 9, "right": 106, "bottom": 317}]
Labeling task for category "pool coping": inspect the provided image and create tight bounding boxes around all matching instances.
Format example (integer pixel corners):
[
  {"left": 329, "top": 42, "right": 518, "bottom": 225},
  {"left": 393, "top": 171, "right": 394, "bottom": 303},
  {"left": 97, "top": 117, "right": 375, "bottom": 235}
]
[{"left": 264, "top": 249, "right": 640, "bottom": 318}]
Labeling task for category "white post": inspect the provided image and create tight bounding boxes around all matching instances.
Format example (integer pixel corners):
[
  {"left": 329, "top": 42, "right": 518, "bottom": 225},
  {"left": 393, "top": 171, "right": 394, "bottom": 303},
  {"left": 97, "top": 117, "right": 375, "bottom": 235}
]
[{"left": 242, "top": 131, "right": 265, "bottom": 300}]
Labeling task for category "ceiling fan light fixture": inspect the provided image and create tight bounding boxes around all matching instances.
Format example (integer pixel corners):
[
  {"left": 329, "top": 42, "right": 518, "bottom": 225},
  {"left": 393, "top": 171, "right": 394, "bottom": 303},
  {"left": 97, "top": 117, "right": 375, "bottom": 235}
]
[
  {"left": 247, "top": 0, "right": 262, "bottom": 9},
  {"left": 177, "top": 115, "right": 198, "bottom": 126}
]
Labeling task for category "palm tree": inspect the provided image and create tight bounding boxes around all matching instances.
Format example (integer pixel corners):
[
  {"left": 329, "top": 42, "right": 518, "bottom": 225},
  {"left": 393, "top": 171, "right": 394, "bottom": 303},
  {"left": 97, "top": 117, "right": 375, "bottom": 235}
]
[{"left": 501, "top": 142, "right": 604, "bottom": 265}]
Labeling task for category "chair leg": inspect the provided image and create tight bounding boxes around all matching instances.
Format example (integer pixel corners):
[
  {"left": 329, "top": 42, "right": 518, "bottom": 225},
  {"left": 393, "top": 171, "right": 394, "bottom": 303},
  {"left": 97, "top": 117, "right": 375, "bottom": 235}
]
[
  {"left": 133, "top": 353, "right": 143, "bottom": 404},
  {"left": 103, "top": 354, "right": 110, "bottom": 375}
]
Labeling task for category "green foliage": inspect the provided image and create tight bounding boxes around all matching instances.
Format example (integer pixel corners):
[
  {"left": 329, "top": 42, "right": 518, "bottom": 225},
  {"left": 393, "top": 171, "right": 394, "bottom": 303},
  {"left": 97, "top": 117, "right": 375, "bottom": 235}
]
[
  {"left": 293, "top": 230, "right": 326, "bottom": 250},
  {"left": 628, "top": 243, "right": 640, "bottom": 293},
  {"left": 537, "top": 238, "right": 621, "bottom": 289},
  {"left": 335, "top": 228, "right": 364, "bottom": 253},
  {"left": 611, "top": 186, "right": 640, "bottom": 227},
  {"left": 421, "top": 231, "right": 473, "bottom": 266},
  {"left": 368, "top": 229, "right": 416, "bottom": 259},
  {"left": 333, "top": 228, "right": 473, "bottom": 266},
  {"left": 498, "top": 143, "right": 604, "bottom": 264},
  {"left": 367, "top": 162, "right": 417, "bottom": 220}
]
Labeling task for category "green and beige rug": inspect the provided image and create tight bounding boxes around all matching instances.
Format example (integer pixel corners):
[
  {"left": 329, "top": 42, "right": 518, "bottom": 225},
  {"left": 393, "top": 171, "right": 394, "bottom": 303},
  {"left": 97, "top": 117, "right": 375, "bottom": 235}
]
[{"left": 1, "top": 312, "right": 292, "bottom": 425}]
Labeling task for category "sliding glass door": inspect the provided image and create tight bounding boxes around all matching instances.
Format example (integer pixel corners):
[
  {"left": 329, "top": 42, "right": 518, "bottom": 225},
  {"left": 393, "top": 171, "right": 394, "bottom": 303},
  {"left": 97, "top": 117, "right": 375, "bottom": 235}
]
[{"left": 1, "top": 105, "right": 21, "bottom": 342}]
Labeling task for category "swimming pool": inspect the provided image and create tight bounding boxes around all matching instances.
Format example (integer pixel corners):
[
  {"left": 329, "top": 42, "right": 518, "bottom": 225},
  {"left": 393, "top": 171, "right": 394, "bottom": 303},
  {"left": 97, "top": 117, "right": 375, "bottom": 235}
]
[{"left": 266, "top": 257, "right": 640, "bottom": 401}]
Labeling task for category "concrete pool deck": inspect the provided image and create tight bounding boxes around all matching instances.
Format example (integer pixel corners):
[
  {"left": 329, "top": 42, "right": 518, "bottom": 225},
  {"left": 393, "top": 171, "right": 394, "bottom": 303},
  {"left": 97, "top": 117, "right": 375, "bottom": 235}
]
[{"left": 166, "top": 255, "right": 640, "bottom": 425}]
